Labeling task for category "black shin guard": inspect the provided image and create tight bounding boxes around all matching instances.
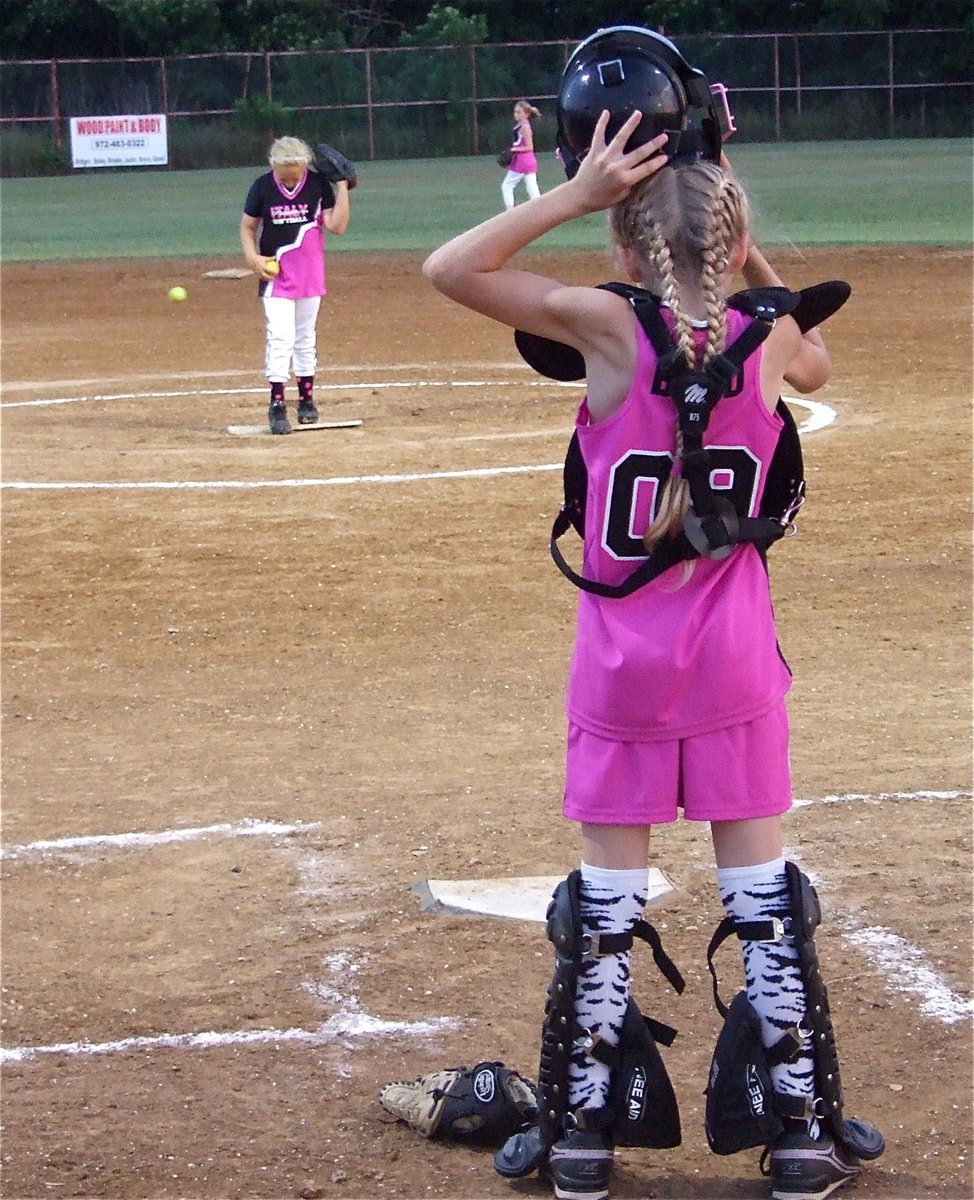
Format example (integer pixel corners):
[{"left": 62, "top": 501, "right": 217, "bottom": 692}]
[
  {"left": 704, "top": 861, "right": 885, "bottom": 1160},
  {"left": 494, "top": 870, "right": 684, "bottom": 1180},
  {"left": 783, "top": 862, "right": 884, "bottom": 1160}
]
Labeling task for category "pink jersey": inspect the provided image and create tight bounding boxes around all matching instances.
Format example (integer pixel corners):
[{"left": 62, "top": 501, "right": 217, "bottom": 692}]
[
  {"left": 510, "top": 119, "right": 538, "bottom": 175},
  {"left": 565, "top": 307, "right": 793, "bottom": 741}
]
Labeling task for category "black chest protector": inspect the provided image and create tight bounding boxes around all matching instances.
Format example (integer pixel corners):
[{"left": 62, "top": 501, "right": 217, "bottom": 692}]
[{"left": 514, "top": 280, "right": 850, "bottom": 599}]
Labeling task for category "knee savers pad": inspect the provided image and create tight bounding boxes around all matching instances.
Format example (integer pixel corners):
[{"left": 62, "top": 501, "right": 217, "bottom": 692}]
[
  {"left": 704, "top": 991, "right": 784, "bottom": 1155},
  {"left": 610, "top": 997, "right": 681, "bottom": 1149}
]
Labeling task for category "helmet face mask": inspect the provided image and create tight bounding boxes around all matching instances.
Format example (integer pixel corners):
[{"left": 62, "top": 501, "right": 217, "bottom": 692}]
[{"left": 556, "top": 25, "right": 723, "bottom": 178}]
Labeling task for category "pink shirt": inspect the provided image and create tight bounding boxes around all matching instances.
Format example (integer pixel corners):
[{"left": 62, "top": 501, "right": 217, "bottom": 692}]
[
  {"left": 565, "top": 308, "right": 793, "bottom": 741},
  {"left": 510, "top": 119, "right": 538, "bottom": 175}
]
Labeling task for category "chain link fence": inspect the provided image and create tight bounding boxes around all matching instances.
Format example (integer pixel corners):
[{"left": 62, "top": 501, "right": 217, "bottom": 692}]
[{"left": 1, "top": 30, "right": 970, "bottom": 174}]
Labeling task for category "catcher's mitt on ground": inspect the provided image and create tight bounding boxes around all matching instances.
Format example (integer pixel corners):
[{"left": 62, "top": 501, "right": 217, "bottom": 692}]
[
  {"left": 314, "top": 142, "right": 357, "bottom": 189},
  {"left": 379, "top": 1061, "right": 538, "bottom": 1145}
]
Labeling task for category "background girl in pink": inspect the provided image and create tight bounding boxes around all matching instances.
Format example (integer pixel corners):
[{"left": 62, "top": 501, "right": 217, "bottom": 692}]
[{"left": 500, "top": 100, "right": 542, "bottom": 210}]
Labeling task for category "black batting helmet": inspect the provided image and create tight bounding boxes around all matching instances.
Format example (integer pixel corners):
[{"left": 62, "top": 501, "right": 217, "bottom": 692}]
[{"left": 556, "top": 25, "right": 723, "bottom": 178}]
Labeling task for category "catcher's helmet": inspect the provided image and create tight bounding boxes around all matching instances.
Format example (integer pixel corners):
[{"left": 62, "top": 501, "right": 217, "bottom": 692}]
[{"left": 556, "top": 25, "right": 723, "bottom": 178}]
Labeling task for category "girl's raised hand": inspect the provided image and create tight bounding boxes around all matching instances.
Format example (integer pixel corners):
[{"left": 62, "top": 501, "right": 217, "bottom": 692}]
[{"left": 571, "top": 110, "right": 669, "bottom": 211}]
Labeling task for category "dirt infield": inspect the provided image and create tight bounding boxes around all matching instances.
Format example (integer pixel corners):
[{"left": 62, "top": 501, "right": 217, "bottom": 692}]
[{"left": 1, "top": 245, "right": 971, "bottom": 1200}]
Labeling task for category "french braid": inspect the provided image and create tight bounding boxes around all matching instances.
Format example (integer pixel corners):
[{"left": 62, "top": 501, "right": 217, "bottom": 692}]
[{"left": 609, "top": 162, "right": 749, "bottom": 549}]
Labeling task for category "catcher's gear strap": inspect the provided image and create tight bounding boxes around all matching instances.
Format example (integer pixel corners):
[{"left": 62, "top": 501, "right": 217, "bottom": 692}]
[
  {"left": 583, "top": 916, "right": 685, "bottom": 998},
  {"left": 706, "top": 863, "right": 885, "bottom": 1161}
]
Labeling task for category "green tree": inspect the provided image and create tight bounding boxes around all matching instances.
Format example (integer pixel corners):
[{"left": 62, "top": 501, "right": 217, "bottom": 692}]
[{"left": 400, "top": 3, "right": 487, "bottom": 46}]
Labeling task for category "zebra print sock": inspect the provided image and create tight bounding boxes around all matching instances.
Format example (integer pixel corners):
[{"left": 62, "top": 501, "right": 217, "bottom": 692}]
[
  {"left": 717, "top": 857, "right": 817, "bottom": 1132},
  {"left": 567, "top": 863, "right": 649, "bottom": 1111}
]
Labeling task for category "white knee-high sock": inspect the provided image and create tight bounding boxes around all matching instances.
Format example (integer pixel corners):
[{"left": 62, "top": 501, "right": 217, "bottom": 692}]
[
  {"left": 717, "top": 857, "right": 816, "bottom": 1127},
  {"left": 567, "top": 863, "right": 649, "bottom": 1111}
]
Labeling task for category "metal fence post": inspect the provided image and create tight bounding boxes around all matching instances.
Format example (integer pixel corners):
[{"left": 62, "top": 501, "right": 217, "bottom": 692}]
[
  {"left": 888, "top": 30, "right": 895, "bottom": 136},
  {"left": 774, "top": 34, "right": 782, "bottom": 140},
  {"left": 365, "top": 47, "right": 375, "bottom": 161},
  {"left": 50, "top": 58, "right": 62, "bottom": 150},
  {"left": 470, "top": 44, "right": 479, "bottom": 156},
  {"left": 160, "top": 57, "right": 170, "bottom": 166}
]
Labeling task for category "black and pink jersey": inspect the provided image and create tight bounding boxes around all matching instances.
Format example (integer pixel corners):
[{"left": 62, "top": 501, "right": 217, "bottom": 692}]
[{"left": 243, "top": 168, "right": 336, "bottom": 299}]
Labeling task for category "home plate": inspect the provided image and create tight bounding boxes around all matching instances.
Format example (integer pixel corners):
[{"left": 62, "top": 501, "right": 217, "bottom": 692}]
[
  {"left": 226, "top": 419, "right": 363, "bottom": 436},
  {"left": 413, "top": 869, "right": 675, "bottom": 923}
]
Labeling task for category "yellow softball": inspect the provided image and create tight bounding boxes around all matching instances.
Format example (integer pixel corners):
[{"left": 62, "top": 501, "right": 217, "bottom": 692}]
[
  {"left": 265, "top": 260, "right": 280, "bottom": 277},
  {"left": 168, "top": 285, "right": 187, "bottom": 302}
]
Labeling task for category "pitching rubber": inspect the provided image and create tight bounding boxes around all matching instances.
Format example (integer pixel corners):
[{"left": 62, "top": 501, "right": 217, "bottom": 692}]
[{"left": 226, "top": 419, "right": 363, "bottom": 437}]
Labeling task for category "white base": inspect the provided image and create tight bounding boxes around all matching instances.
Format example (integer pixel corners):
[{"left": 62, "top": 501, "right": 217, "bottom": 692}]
[{"left": 413, "top": 869, "right": 675, "bottom": 923}]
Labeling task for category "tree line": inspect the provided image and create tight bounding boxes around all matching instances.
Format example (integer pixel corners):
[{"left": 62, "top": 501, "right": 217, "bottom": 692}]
[{"left": 1, "top": 0, "right": 970, "bottom": 59}]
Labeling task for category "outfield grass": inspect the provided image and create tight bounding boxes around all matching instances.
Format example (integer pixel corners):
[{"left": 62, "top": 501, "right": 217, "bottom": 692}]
[{"left": 0, "top": 139, "right": 970, "bottom": 263}]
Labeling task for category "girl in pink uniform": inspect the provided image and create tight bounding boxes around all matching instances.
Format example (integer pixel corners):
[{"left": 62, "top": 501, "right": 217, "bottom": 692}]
[
  {"left": 501, "top": 101, "right": 542, "bottom": 210},
  {"left": 427, "top": 110, "right": 845, "bottom": 1199}
]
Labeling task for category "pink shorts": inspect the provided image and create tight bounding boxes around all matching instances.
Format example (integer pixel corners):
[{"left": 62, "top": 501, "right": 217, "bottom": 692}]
[{"left": 563, "top": 700, "right": 792, "bottom": 825}]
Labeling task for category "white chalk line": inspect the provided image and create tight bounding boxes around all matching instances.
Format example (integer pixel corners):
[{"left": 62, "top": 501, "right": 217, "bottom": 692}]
[
  {"left": 1, "top": 462, "right": 565, "bottom": 492},
  {"left": 792, "top": 788, "right": 969, "bottom": 809},
  {"left": 3, "top": 790, "right": 965, "bottom": 863},
  {"left": 0, "top": 817, "right": 320, "bottom": 861},
  {"left": 0, "top": 361, "right": 518, "bottom": 396},
  {"left": 2, "top": 377, "right": 569, "bottom": 409},
  {"left": 0, "top": 1013, "right": 460, "bottom": 1066},
  {"left": 0, "top": 381, "right": 834, "bottom": 492},
  {"left": 842, "top": 923, "right": 973, "bottom": 1026}
]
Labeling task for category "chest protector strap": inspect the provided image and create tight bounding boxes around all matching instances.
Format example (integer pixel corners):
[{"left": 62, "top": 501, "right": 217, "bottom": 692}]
[{"left": 550, "top": 284, "right": 806, "bottom": 598}]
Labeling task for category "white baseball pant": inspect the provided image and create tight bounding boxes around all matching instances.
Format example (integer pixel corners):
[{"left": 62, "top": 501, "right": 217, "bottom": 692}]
[
  {"left": 262, "top": 294, "right": 321, "bottom": 382},
  {"left": 501, "top": 169, "right": 541, "bottom": 210}
]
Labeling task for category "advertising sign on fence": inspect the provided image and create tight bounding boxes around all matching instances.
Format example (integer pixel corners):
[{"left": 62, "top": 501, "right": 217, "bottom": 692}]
[{"left": 69, "top": 114, "right": 168, "bottom": 168}]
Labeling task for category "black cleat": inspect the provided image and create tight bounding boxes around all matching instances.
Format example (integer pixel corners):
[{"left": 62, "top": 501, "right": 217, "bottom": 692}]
[
  {"left": 548, "top": 1127, "right": 613, "bottom": 1200},
  {"left": 268, "top": 402, "right": 291, "bottom": 435},
  {"left": 769, "top": 1128, "right": 861, "bottom": 1200},
  {"left": 297, "top": 398, "right": 319, "bottom": 424}
]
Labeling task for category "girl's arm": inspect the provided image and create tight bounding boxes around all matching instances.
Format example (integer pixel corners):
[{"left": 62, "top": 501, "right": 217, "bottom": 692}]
[
  {"left": 742, "top": 239, "right": 832, "bottom": 396},
  {"left": 240, "top": 212, "right": 276, "bottom": 279},
  {"left": 323, "top": 180, "right": 350, "bottom": 235},
  {"left": 424, "top": 111, "right": 668, "bottom": 351}
]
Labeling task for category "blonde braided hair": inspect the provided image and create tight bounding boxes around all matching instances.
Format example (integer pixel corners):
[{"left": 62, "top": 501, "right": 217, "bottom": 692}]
[{"left": 609, "top": 161, "right": 749, "bottom": 549}]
